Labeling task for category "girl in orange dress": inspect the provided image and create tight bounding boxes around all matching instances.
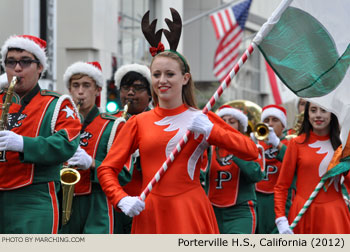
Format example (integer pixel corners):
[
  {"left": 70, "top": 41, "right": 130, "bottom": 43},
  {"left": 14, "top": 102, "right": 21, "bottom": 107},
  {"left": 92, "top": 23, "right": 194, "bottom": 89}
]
[
  {"left": 274, "top": 102, "right": 350, "bottom": 234},
  {"left": 97, "top": 9, "right": 259, "bottom": 234}
]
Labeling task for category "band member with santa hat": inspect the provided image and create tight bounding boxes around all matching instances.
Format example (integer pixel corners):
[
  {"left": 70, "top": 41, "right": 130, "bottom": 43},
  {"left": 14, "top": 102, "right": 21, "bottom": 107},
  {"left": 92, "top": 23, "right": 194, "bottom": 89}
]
[
  {"left": 204, "top": 105, "right": 264, "bottom": 233},
  {"left": 251, "top": 104, "right": 294, "bottom": 234},
  {"left": 60, "top": 61, "right": 125, "bottom": 234},
  {"left": 0, "top": 35, "right": 81, "bottom": 233}
]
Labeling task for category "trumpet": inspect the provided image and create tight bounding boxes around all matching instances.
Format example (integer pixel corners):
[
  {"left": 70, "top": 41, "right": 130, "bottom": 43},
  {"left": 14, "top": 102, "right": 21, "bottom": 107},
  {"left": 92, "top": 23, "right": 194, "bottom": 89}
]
[
  {"left": 60, "top": 167, "right": 81, "bottom": 226},
  {"left": 253, "top": 122, "right": 269, "bottom": 141}
]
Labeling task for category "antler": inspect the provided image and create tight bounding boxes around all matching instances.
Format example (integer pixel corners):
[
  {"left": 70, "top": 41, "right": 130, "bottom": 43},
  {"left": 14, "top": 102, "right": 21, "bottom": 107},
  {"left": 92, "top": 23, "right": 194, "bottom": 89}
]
[
  {"left": 141, "top": 10, "right": 163, "bottom": 48},
  {"left": 163, "top": 8, "right": 182, "bottom": 51}
]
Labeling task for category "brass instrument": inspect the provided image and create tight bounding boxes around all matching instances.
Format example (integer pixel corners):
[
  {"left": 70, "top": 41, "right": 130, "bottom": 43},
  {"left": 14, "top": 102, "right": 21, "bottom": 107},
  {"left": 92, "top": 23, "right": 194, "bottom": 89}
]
[
  {"left": 286, "top": 111, "right": 304, "bottom": 139},
  {"left": 60, "top": 99, "right": 83, "bottom": 226},
  {"left": 60, "top": 167, "right": 81, "bottom": 225},
  {"left": 0, "top": 76, "right": 20, "bottom": 130},
  {"left": 122, "top": 100, "right": 131, "bottom": 119},
  {"left": 222, "top": 100, "right": 262, "bottom": 135},
  {"left": 218, "top": 100, "right": 266, "bottom": 168},
  {"left": 253, "top": 122, "right": 269, "bottom": 141},
  {"left": 76, "top": 99, "right": 82, "bottom": 113}
]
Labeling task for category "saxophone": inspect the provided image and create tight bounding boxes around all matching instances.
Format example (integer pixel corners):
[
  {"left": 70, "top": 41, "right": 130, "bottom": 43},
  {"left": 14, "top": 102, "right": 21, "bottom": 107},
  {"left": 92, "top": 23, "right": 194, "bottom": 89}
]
[
  {"left": 60, "top": 99, "right": 82, "bottom": 226},
  {"left": 122, "top": 100, "right": 131, "bottom": 119},
  {"left": 0, "top": 76, "right": 20, "bottom": 130},
  {"left": 0, "top": 76, "right": 20, "bottom": 161}
]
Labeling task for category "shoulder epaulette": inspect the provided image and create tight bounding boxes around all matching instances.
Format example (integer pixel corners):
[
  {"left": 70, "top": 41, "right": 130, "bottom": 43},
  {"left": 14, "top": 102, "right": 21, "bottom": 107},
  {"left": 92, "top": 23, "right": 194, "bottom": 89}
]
[
  {"left": 100, "top": 113, "right": 118, "bottom": 121},
  {"left": 40, "top": 89, "right": 62, "bottom": 97}
]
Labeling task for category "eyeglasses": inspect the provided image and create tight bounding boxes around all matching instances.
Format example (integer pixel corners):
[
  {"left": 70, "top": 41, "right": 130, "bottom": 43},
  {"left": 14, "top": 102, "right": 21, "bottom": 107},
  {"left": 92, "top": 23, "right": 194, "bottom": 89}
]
[
  {"left": 120, "top": 85, "right": 148, "bottom": 93},
  {"left": 4, "top": 59, "right": 40, "bottom": 69}
]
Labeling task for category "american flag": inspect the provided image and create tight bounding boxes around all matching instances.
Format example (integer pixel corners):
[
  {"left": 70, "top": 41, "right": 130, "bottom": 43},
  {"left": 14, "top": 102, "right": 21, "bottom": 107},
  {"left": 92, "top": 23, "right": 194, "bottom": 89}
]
[{"left": 211, "top": 0, "right": 252, "bottom": 82}]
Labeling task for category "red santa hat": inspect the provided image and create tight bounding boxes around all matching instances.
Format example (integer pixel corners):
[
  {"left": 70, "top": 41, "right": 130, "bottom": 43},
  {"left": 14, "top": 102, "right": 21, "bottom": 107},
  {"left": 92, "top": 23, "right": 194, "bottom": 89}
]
[
  {"left": 217, "top": 105, "right": 248, "bottom": 132},
  {"left": 63, "top": 61, "right": 103, "bottom": 107},
  {"left": 1, "top": 35, "right": 48, "bottom": 73},
  {"left": 261, "top": 104, "right": 287, "bottom": 127},
  {"left": 63, "top": 61, "right": 103, "bottom": 88},
  {"left": 114, "top": 63, "right": 151, "bottom": 89}
]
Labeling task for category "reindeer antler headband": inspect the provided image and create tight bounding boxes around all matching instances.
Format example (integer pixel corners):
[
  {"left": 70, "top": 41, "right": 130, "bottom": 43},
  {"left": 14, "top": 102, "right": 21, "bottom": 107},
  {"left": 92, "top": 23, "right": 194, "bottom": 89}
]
[{"left": 141, "top": 8, "right": 189, "bottom": 72}]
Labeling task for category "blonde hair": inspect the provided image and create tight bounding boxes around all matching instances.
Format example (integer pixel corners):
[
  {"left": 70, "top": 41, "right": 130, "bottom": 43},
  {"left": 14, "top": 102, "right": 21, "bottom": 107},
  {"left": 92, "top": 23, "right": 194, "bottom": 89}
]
[{"left": 150, "top": 51, "right": 198, "bottom": 109}]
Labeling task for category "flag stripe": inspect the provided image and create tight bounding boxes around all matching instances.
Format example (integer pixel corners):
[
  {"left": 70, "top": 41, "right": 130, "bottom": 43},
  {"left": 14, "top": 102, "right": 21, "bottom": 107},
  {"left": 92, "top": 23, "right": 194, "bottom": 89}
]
[
  {"left": 210, "top": 15, "right": 221, "bottom": 39},
  {"left": 214, "top": 33, "right": 241, "bottom": 68},
  {"left": 211, "top": 0, "right": 252, "bottom": 82},
  {"left": 213, "top": 26, "right": 243, "bottom": 81}
]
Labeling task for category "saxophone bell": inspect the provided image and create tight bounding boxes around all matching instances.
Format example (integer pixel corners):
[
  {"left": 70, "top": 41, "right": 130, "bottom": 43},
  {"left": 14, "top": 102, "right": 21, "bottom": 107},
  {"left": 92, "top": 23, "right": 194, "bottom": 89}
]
[{"left": 60, "top": 166, "right": 80, "bottom": 226}]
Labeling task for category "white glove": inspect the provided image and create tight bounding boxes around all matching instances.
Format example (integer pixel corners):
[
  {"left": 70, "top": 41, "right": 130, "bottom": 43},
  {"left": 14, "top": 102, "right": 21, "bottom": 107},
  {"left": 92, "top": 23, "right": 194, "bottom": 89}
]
[
  {"left": 188, "top": 112, "right": 213, "bottom": 139},
  {"left": 67, "top": 146, "right": 93, "bottom": 170},
  {"left": 276, "top": 216, "right": 294, "bottom": 234},
  {"left": 118, "top": 196, "right": 145, "bottom": 217},
  {"left": 267, "top": 126, "right": 280, "bottom": 148},
  {"left": 0, "top": 130, "right": 24, "bottom": 152},
  {"left": 250, "top": 132, "right": 258, "bottom": 144}
]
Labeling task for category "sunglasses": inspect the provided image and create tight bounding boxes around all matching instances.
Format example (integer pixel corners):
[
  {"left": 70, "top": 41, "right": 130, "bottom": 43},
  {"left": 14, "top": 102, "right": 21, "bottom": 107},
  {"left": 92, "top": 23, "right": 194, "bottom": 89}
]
[{"left": 4, "top": 59, "right": 40, "bottom": 69}]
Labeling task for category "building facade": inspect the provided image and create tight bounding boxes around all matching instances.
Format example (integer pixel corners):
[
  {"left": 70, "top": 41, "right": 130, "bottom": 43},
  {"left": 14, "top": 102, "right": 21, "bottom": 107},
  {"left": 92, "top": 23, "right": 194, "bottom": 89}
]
[{"left": 0, "top": 0, "right": 298, "bottom": 125}]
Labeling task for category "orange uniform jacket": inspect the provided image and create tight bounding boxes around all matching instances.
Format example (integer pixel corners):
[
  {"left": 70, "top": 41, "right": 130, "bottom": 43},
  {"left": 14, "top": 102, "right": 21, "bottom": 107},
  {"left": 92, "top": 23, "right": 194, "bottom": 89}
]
[
  {"left": 98, "top": 104, "right": 258, "bottom": 233},
  {"left": 274, "top": 131, "right": 350, "bottom": 233}
]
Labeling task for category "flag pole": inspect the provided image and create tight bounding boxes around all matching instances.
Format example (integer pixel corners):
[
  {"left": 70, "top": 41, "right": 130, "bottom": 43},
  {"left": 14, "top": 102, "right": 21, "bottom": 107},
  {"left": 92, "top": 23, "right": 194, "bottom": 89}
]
[
  {"left": 139, "top": 0, "right": 293, "bottom": 202},
  {"left": 290, "top": 179, "right": 325, "bottom": 229},
  {"left": 290, "top": 156, "right": 350, "bottom": 229}
]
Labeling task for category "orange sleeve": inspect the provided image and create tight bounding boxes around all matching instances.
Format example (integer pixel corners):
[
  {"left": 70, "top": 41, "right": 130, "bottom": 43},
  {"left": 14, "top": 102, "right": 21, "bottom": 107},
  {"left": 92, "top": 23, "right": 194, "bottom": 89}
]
[
  {"left": 54, "top": 98, "right": 81, "bottom": 142},
  {"left": 97, "top": 116, "right": 138, "bottom": 208},
  {"left": 274, "top": 138, "right": 298, "bottom": 218},
  {"left": 207, "top": 111, "right": 258, "bottom": 161}
]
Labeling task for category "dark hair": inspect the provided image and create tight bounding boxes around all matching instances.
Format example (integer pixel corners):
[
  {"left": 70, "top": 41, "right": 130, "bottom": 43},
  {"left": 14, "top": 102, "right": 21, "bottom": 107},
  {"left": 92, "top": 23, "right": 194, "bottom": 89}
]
[
  {"left": 150, "top": 51, "right": 198, "bottom": 108},
  {"left": 299, "top": 101, "right": 341, "bottom": 150},
  {"left": 120, "top": 71, "right": 151, "bottom": 96}
]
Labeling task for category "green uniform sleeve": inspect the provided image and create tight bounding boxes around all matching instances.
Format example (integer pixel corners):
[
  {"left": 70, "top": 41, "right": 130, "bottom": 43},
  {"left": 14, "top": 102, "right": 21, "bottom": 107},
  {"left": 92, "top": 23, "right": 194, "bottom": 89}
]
[
  {"left": 232, "top": 156, "right": 264, "bottom": 183},
  {"left": 276, "top": 143, "right": 287, "bottom": 162},
  {"left": 21, "top": 130, "right": 79, "bottom": 165}
]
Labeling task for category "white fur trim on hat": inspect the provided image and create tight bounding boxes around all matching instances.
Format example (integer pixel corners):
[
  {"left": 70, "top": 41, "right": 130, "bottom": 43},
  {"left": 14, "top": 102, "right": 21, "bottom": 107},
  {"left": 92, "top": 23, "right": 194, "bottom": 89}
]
[
  {"left": 0, "top": 73, "right": 8, "bottom": 89},
  {"left": 217, "top": 107, "right": 248, "bottom": 132},
  {"left": 63, "top": 62, "right": 104, "bottom": 89},
  {"left": 261, "top": 107, "right": 287, "bottom": 128},
  {"left": 1, "top": 35, "right": 48, "bottom": 73},
  {"left": 114, "top": 63, "right": 151, "bottom": 89}
]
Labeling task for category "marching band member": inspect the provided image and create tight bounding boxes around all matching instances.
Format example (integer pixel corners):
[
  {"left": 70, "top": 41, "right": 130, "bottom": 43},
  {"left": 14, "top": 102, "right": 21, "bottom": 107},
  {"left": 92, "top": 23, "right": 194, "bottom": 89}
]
[
  {"left": 251, "top": 104, "right": 293, "bottom": 234},
  {"left": 113, "top": 63, "right": 152, "bottom": 234},
  {"left": 97, "top": 9, "right": 259, "bottom": 234},
  {"left": 0, "top": 35, "right": 81, "bottom": 233},
  {"left": 205, "top": 105, "right": 264, "bottom": 233},
  {"left": 274, "top": 102, "right": 350, "bottom": 234},
  {"left": 60, "top": 61, "right": 125, "bottom": 234}
]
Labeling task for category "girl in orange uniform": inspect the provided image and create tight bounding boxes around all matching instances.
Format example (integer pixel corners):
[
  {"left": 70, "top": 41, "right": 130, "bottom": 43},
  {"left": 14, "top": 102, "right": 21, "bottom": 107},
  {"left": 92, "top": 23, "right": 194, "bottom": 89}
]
[
  {"left": 274, "top": 102, "right": 350, "bottom": 234},
  {"left": 97, "top": 9, "right": 259, "bottom": 234}
]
